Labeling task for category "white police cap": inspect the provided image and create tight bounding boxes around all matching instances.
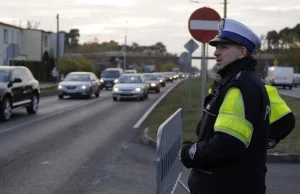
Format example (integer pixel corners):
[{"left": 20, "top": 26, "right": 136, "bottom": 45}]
[{"left": 209, "top": 18, "right": 261, "bottom": 55}]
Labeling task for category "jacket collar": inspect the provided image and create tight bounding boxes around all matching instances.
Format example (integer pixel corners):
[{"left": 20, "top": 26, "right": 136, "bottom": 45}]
[{"left": 217, "top": 57, "right": 256, "bottom": 85}]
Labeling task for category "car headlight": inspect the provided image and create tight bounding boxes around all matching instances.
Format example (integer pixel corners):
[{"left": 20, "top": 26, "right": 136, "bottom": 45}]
[
  {"left": 81, "top": 85, "right": 87, "bottom": 89},
  {"left": 151, "top": 83, "right": 156, "bottom": 87},
  {"left": 159, "top": 80, "right": 163, "bottom": 82},
  {"left": 100, "top": 79, "right": 104, "bottom": 83},
  {"left": 58, "top": 85, "right": 62, "bottom": 89},
  {"left": 114, "top": 79, "right": 118, "bottom": 83},
  {"left": 113, "top": 88, "right": 119, "bottom": 92},
  {"left": 170, "top": 77, "right": 172, "bottom": 79},
  {"left": 135, "top": 88, "right": 141, "bottom": 92}
]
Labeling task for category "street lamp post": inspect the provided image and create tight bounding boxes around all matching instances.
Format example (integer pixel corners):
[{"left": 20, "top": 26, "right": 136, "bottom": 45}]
[
  {"left": 56, "top": 14, "right": 60, "bottom": 82},
  {"left": 123, "top": 21, "right": 128, "bottom": 71}
]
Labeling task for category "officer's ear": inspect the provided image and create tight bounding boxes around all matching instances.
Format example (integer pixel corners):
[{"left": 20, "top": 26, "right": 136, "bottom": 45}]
[{"left": 236, "top": 45, "right": 248, "bottom": 58}]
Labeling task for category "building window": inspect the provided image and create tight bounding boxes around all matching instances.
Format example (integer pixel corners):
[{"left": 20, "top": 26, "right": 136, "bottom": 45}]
[
  {"left": 4, "top": 29, "right": 8, "bottom": 44},
  {"left": 44, "top": 36, "right": 48, "bottom": 47}
]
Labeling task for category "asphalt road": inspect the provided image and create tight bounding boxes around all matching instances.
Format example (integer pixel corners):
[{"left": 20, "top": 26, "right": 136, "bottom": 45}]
[
  {"left": 0, "top": 81, "right": 177, "bottom": 194},
  {"left": 0, "top": 80, "right": 300, "bottom": 194},
  {"left": 278, "top": 86, "right": 300, "bottom": 98}
]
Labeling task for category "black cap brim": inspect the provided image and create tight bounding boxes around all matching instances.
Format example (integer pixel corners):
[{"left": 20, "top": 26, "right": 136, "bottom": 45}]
[{"left": 209, "top": 34, "right": 242, "bottom": 47}]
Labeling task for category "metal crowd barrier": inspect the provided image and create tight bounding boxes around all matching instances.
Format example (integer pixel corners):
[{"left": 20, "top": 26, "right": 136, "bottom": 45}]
[{"left": 156, "top": 108, "right": 190, "bottom": 194}]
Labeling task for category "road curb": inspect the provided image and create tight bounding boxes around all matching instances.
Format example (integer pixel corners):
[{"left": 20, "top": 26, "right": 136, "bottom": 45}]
[
  {"left": 40, "top": 92, "right": 57, "bottom": 97},
  {"left": 142, "top": 128, "right": 300, "bottom": 163},
  {"left": 133, "top": 80, "right": 183, "bottom": 128}
]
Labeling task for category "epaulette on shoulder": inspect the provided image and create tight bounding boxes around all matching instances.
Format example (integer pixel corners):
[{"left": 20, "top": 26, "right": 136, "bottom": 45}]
[{"left": 234, "top": 71, "right": 244, "bottom": 81}]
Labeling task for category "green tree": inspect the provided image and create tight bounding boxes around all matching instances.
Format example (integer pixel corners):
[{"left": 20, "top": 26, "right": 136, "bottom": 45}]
[
  {"left": 161, "top": 61, "right": 178, "bottom": 71},
  {"left": 69, "top": 29, "right": 80, "bottom": 48},
  {"left": 59, "top": 57, "right": 80, "bottom": 75},
  {"left": 77, "top": 57, "right": 94, "bottom": 72}
]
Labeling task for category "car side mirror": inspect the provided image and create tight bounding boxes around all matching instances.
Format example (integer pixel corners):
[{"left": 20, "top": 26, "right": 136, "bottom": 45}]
[{"left": 13, "top": 78, "right": 22, "bottom": 83}]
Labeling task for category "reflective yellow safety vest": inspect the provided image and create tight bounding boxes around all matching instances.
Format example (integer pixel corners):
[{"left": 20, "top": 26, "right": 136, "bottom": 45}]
[
  {"left": 208, "top": 85, "right": 291, "bottom": 147},
  {"left": 208, "top": 85, "right": 292, "bottom": 124},
  {"left": 265, "top": 85, "right": 291, "bottom": 124},
  {"left": 214, "top": 87, "right": 253, "bottom": 147}
]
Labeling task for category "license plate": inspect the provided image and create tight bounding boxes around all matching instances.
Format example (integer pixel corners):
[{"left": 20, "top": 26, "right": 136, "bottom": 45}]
[{"left": 67, "top": 90, "right": 76, "bottom": 93}]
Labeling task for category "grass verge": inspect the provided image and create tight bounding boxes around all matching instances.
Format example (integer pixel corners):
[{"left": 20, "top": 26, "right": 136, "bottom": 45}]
[
  {"left": 40, "top": 85, "right": 58, "bottom": 96},
  {"left": 142, "top": 78, "right": 300, "bottom": 153}
]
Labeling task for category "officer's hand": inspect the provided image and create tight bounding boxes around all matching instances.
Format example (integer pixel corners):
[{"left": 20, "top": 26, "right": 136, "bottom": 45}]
[{"left": 179, "top": 142, "right": 197, "bottom": 168}]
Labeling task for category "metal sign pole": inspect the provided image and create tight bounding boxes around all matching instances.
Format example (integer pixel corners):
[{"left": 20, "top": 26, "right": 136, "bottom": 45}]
[
  {"left": 200, "top": 43, "right": 206, "bottom": 113},
  {"left": 188, "top": 57, "right": 192, "bottom": 110}
]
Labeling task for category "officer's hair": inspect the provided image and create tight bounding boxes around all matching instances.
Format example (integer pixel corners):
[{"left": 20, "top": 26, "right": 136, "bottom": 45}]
[{"left": 235, "top": 45, "right": 252, "bottom": 57}]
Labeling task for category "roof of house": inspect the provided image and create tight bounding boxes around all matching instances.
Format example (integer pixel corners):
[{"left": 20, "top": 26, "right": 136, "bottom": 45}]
[{"left": 0, "top": 21, "right": 22, "bottom": 29}]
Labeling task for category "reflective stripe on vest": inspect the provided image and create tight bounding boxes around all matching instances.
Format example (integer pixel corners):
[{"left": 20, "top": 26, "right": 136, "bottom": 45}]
[
  {"left": 265, "top": 85, "right": 292, "bottom": 124},
  {"left": 214, "top": 88, "right": 253, "bottom": 147}
]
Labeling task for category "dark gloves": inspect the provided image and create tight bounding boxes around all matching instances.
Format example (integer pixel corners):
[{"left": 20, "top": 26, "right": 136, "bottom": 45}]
[{"left": 180, "top": 142, "right": 197, "bottom": 168}]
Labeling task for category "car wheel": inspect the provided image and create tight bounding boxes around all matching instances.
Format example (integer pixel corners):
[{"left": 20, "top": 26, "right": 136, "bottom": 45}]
[
  {"left": 95, "top": 87, "right": 100, "bottom": 97},
  {"left": 27, "top": 93, "right": 39, "bottom": 114},
  {"left": 113, "top": 97, "right": 117, "bottom": 101},
  {"left": 156, "top": 89, "right": 160, "bottom": 93},
  {"left": 0, "top": 97, "right": 12, "bottom": 121},
  {"left": 139, "top": 95, "right": 144, "bottom": 101},
  {"left": 58, "top": 94, "right": 64, "bottom": 99},
  {"left": 86, "top": 90, "right": 92, "bottom": 99}
]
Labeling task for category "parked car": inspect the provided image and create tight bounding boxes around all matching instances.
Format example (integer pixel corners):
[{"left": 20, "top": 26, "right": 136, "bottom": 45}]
[
  {"left": 112, "top": 74, "right": 149, "bottom": 101},
  {"left": 57, "top": 72, "right": 100, "bottom": 99},
  {"left": 100, "top": 68, "right": 123, "bottom": 90},
  {"left": 143, "top": 73, "right": 161, "bottom": 93},
  {"left": 0, "top": 66, "right": 40, "bottom": 121},
  {"left": 293, "top": 73, "right": 300, "bottom": 87}
]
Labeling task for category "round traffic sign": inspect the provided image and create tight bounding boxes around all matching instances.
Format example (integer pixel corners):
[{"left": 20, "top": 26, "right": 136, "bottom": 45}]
[{"left": 188, "top": 7, "right": 221, "bottom": 43}]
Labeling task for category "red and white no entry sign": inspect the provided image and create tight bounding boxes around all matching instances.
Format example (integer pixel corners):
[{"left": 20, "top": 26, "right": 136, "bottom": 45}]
[{"left": 188, "top": 7, "right": 221, "bottom": 43}]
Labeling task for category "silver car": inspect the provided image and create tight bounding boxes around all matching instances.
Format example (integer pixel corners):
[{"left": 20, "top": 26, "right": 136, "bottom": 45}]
[
  {"left": 112, "top": 74, "right": 149, "bottom": 101},
  {"left": 58, "top": 72, "right": 101, "bottom": 99}
]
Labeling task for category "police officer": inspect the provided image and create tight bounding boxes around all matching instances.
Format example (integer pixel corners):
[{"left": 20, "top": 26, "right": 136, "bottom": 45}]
[{"left": 180, "top": 18, "right": 270, "bottom": 194}]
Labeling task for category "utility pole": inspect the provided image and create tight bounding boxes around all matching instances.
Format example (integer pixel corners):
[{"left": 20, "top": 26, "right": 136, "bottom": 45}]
[
  {"left": 123, "top": 21, "right": 128, "bottom": 71},
  {"left": 221, "top": 0, "right": 228, "bottom": 18},
  {"left": 56, "top": 14, "right": 60, "bottom": 82}
]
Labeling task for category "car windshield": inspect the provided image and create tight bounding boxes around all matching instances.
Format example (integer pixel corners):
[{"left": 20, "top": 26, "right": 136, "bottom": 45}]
[
  {"left": 65, "top": 74, "right": 90, "bottom": 82},
  {"left": 143, "top": 74, "right": 158, "bottom": 81},
  {"left": 155, "top": 74, "right": 163, "bottom": 78},
  {"left": 0, "top": 69, "right": 10, "bottom": 82},
  {"left": 103, "top": 70, "right": 120, "bottom": 78},
  {"left": 118, "top": 75, "right": 142, "bottom": 83}
]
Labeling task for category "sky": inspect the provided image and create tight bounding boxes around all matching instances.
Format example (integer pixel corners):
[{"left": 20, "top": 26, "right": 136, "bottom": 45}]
[{"left": 1, "top": 0, "right": 300, "bottom": 69}]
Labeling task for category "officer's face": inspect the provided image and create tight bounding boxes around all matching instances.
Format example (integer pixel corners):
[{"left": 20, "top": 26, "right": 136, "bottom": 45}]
[{"left": 213, "top": 44, "right": 246, "bottom": 72}]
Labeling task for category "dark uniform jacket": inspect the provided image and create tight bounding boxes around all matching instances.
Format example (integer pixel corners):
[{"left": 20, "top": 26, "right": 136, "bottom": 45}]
[{"left": 181, "top": 57, "right": 270, "bottom": 194}]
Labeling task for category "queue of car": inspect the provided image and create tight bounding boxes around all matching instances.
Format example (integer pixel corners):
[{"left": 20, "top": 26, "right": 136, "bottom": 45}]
[{"left": 0, "top": 65, "right": 184, "bottom": 121}]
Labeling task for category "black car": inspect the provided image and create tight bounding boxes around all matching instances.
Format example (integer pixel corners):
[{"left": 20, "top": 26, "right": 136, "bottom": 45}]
[{"left": 0, "top": 66, "right": 40, "bottom": 121}]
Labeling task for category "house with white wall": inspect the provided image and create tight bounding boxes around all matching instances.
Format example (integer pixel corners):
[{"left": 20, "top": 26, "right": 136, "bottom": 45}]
[
  {"left": 0, "top": 22, "right": 22, "bottom": 65},
  {"left": 20, "top": 29, "right": 52, "bottom": 61}
]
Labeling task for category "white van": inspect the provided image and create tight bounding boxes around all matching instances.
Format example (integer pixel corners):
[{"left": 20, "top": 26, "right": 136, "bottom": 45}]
[{"left": 265, "top": 66, "right": 294, "bottom": 89}]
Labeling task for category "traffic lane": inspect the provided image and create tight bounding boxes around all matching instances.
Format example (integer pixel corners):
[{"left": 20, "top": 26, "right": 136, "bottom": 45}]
[
  {"left": 267, "top": 163, "right": 300, "bottom": 194},
  {"left": 0, "top": 81, "right": 177, "bottom": 194},
  {"left": 0, "top": 90, "right": 112, "bottom": 133},
  {"left": 278, "top": 86, "right": 300, "bottom": 98}
]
